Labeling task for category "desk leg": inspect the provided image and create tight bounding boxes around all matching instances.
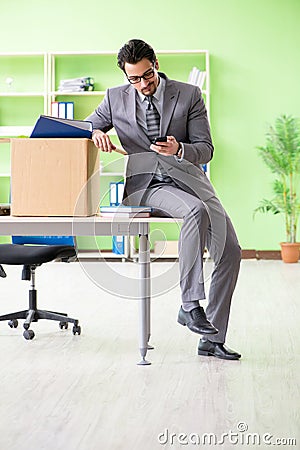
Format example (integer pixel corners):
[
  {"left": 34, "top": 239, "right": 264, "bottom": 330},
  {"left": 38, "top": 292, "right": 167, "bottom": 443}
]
[{"left": 137, "top": 233, "right": 151, "bottom": 366}]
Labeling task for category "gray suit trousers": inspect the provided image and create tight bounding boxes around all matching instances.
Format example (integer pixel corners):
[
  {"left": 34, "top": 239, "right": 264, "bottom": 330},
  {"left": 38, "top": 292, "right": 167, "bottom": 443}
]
[{"left": 141, "top": 183, "right": 241, "bottom": 343}]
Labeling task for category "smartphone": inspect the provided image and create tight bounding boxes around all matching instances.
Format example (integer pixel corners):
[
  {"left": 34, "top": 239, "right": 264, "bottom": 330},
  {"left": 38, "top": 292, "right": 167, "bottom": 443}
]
[{"left": 153, "top": 136, "right": 167, "bottom": 144}]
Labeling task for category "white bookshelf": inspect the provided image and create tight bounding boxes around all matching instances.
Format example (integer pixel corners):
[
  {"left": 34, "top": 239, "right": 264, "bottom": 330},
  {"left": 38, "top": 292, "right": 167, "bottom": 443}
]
[
  {"left": 0, "top": 49, "right": 210, "bottom": 259},
  {"left": 48, "top": 49, "right": 209, "bottom": 117},
  {"left": 49, "top": 91, "right": 107, "bottom": 96},
  {"left": 0, "top": 52, "right": 48, "bottom": 117},
  {"left": 0, "top": 126, "right": 34, "bottom": 137}
]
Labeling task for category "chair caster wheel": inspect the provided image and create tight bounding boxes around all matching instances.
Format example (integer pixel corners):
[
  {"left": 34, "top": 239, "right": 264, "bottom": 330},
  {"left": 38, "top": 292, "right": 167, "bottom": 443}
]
[
  {"left": 8, "top": 319, "right": 18, "bottom": 328},
  {"left": 59, "top": 321, "right": 68, "bottom": 330},
  {"left": 23, "top": 329, "right": 35, "bottom": 340},
  {"left": 72, "top": 325, "right": 81, "bottom": 335}
]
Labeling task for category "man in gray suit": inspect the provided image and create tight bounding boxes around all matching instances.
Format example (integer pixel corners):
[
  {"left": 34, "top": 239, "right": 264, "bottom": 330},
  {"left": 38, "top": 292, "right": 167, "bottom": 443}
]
[{"left": 86, "top": 39, "right": 241, "bottom": 360}]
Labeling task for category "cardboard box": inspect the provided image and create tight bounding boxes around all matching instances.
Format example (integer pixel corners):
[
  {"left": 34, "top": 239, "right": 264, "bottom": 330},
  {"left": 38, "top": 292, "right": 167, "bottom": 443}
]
[
  {"left": 11, "top": 138, "right": 100, "bottom": 216},
  {"left": 154, "top": 240, "right": 179, "bottom": 257}
]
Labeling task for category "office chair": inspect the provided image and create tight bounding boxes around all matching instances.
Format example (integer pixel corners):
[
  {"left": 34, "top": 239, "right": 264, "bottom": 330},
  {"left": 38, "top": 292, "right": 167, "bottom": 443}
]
[{"left": 0, "top": 237, "right": 81, "bottom": 340}]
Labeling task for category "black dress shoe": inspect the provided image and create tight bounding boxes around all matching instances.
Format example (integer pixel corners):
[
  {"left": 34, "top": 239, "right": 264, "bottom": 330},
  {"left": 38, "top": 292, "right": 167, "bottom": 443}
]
[
  {"left": 198, "top": 338, "right": 241, "bottom": 360},
  {"left": 177, "top": 306, "right": 218, "bottom": 335}
]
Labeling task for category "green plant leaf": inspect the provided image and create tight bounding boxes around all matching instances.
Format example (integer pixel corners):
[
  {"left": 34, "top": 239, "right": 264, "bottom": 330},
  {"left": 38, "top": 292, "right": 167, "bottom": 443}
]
[{"left": 255, "top": 114, "right": 300, "bottom": 242}]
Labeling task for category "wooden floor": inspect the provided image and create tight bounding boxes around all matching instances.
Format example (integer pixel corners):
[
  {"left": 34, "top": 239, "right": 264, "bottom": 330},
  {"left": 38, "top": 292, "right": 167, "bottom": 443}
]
[{"left": 0, "top": 260, "right": 299, "bottom": 449}]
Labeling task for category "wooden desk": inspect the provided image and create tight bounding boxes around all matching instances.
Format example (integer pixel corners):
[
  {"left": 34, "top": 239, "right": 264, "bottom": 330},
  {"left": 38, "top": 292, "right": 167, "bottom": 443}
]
[{"left": 0, "top": 215, "right": 178, "bottom": 365}]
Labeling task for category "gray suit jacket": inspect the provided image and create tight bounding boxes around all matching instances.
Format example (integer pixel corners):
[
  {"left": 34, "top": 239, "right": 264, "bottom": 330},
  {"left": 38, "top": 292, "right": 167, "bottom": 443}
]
[{"left": 86, "top": 73, "right": 216, "bottom": 205}]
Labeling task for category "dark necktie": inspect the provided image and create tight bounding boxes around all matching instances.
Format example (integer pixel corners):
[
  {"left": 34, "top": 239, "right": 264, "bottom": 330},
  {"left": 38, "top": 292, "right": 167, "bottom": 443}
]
[
  {"left": 146, "top": 96, "right": 160, "bottom": 142},
  {"left": 145, "top": 96, "right": 173, "bottom": 184}
]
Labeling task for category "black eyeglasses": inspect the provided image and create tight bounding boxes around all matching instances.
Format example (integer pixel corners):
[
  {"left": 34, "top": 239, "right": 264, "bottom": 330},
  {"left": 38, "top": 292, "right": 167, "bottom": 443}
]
[{"left": 126, "top": 67, "right": 155, "bottom": 84}]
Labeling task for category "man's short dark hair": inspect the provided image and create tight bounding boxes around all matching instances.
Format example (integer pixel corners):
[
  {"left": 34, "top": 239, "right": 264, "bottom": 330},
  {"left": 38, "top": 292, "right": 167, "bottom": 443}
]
[{"left": 117, "top": 39, "right": 156, "bottom": 72}]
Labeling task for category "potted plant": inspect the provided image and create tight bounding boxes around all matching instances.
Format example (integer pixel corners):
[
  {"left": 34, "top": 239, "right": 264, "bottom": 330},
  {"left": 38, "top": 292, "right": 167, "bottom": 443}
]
[{"left": 254, "top": 114, "right": 300, "bottom": 263}]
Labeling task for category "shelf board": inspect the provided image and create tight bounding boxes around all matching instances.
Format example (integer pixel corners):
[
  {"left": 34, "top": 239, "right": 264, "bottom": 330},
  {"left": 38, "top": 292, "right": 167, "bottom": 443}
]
[
  {"left": 49, "top": 49, "right": 208, "bottom": 56},
  {"left": 100, "top": 172, "right": 123, "bottom": 177},
  {"left": 131, "top": 251, "right": 209, "bottom": 260},
  {"left": 157, "top": 49, "right": 208, "bottom": 54},
  {"left": 0, "top": 173, "right": 120, "bottom": 179},
  {"left": 0, "top": 52, "right": 46, "bottom": 56},
  {"left": 51, "top": 91, "right": 106, "bottom": 96},
  {"left": 1, "top": 173, "right": 115, "bottom": 179},
  {"left": 0, "top": 92, "right": 45, "bottom": 97},
  {"left": 78, "top": 250, "right": 127, "bottom": 259},
  {"left": 50, "top": 51, "right": 117, "bottom": 56},
  {"left": 0, "top": 126, "right": 33, "bottom": 137},
  {"left": 151, "top": 253, "right": 179, "bottom": 259}
]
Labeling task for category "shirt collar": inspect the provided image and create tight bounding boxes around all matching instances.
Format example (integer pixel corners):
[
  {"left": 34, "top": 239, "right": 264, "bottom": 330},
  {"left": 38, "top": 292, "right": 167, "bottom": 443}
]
[{"left": 137, "top": 76, "right": 166, "bottom": 103}]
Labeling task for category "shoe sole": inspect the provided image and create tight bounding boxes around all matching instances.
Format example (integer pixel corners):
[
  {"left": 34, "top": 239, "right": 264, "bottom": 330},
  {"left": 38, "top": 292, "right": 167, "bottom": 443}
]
[
  {"left": 177, "top": 318, "right": 218, "bottom": 334},
  {"left": 197, "top": 350, "right": 241, "bottom": 360}
]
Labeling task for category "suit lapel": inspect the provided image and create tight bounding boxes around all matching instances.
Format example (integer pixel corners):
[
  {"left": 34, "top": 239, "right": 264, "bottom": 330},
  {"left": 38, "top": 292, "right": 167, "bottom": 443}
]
[
  {"left": 122, "top": 86, "right": 151, "bottom": 147},
  {"left": 121, "top": 77, "right": 179, "bottom": 146},
  {"left": 161, "top": 80, "right": 179, "bottom": 136}
]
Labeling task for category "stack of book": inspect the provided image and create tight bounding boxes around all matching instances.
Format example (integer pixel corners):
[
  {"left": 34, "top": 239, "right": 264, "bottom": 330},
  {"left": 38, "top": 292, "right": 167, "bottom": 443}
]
[
  {"left": 188, "top": 67, "right": 206, "bottom": 90},
  {"left": 109, "top": 181, "right": 124, "bottom": 206},
  {"left": 100, "top": 206, "right": 152, "bottom": 218},
  {"left": 58, "top": 77, "right": 94, "bottom": 93},
  {"left": 51, "top": 101, "right": 74, "bottom": 119}
]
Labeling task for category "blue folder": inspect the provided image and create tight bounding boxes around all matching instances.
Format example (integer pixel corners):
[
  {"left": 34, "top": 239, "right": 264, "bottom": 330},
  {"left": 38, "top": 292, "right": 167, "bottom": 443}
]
[
  {"left": 12, "top": 235, "right": 75, "bottom": 246},
  {"left": 30, "top": 115, "right": 92, "bottom": 139}
]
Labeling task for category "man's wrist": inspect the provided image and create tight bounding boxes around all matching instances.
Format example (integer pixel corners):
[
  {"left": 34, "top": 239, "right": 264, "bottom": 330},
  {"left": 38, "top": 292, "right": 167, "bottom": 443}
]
[{"left": 175, "top": 142, "right": 182, "bottom": 156}]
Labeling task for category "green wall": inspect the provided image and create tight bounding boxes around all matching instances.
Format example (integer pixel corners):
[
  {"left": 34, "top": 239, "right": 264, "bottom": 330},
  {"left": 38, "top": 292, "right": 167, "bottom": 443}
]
[{"left": 0, "top": 0, "right": 299, "bottom": 250}]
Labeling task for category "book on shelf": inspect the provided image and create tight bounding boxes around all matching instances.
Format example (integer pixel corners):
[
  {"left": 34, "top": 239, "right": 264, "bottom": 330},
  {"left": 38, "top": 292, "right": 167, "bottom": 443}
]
[
  {"left": 117, "top": 182, "right": 124, "bottom": 203},
  {"left": 109, "top": 181, "right": 124, "bottom": 206},
  {"left": 58, "top": 77, "right": 94, "bottom": 93},
  {"left": 51, "top": 102, "right": 74, "bottom": 119},
  {"left": 112, "top": 235, "right": 125, "bottom": 255},
  {"left": 188, "top": 67, "right": 206, "bottom": 90},
  {"left": 30, "top": 115, "right": 92, "bottom": 139}
]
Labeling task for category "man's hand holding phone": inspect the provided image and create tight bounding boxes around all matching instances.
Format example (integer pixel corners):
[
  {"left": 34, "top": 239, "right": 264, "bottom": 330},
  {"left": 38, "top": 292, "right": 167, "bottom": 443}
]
[
  {"left": 153, "top": 136, "right": 168, "bottom": 144},
  {"left": 150, "top": 135, "right": 181, "bottom": 156}
]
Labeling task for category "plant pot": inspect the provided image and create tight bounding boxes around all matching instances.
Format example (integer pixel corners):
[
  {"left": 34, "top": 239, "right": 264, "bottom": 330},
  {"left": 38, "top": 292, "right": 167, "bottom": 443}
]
[{"left": 280, "top": 242, "right": 300, "bottom": 263}]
